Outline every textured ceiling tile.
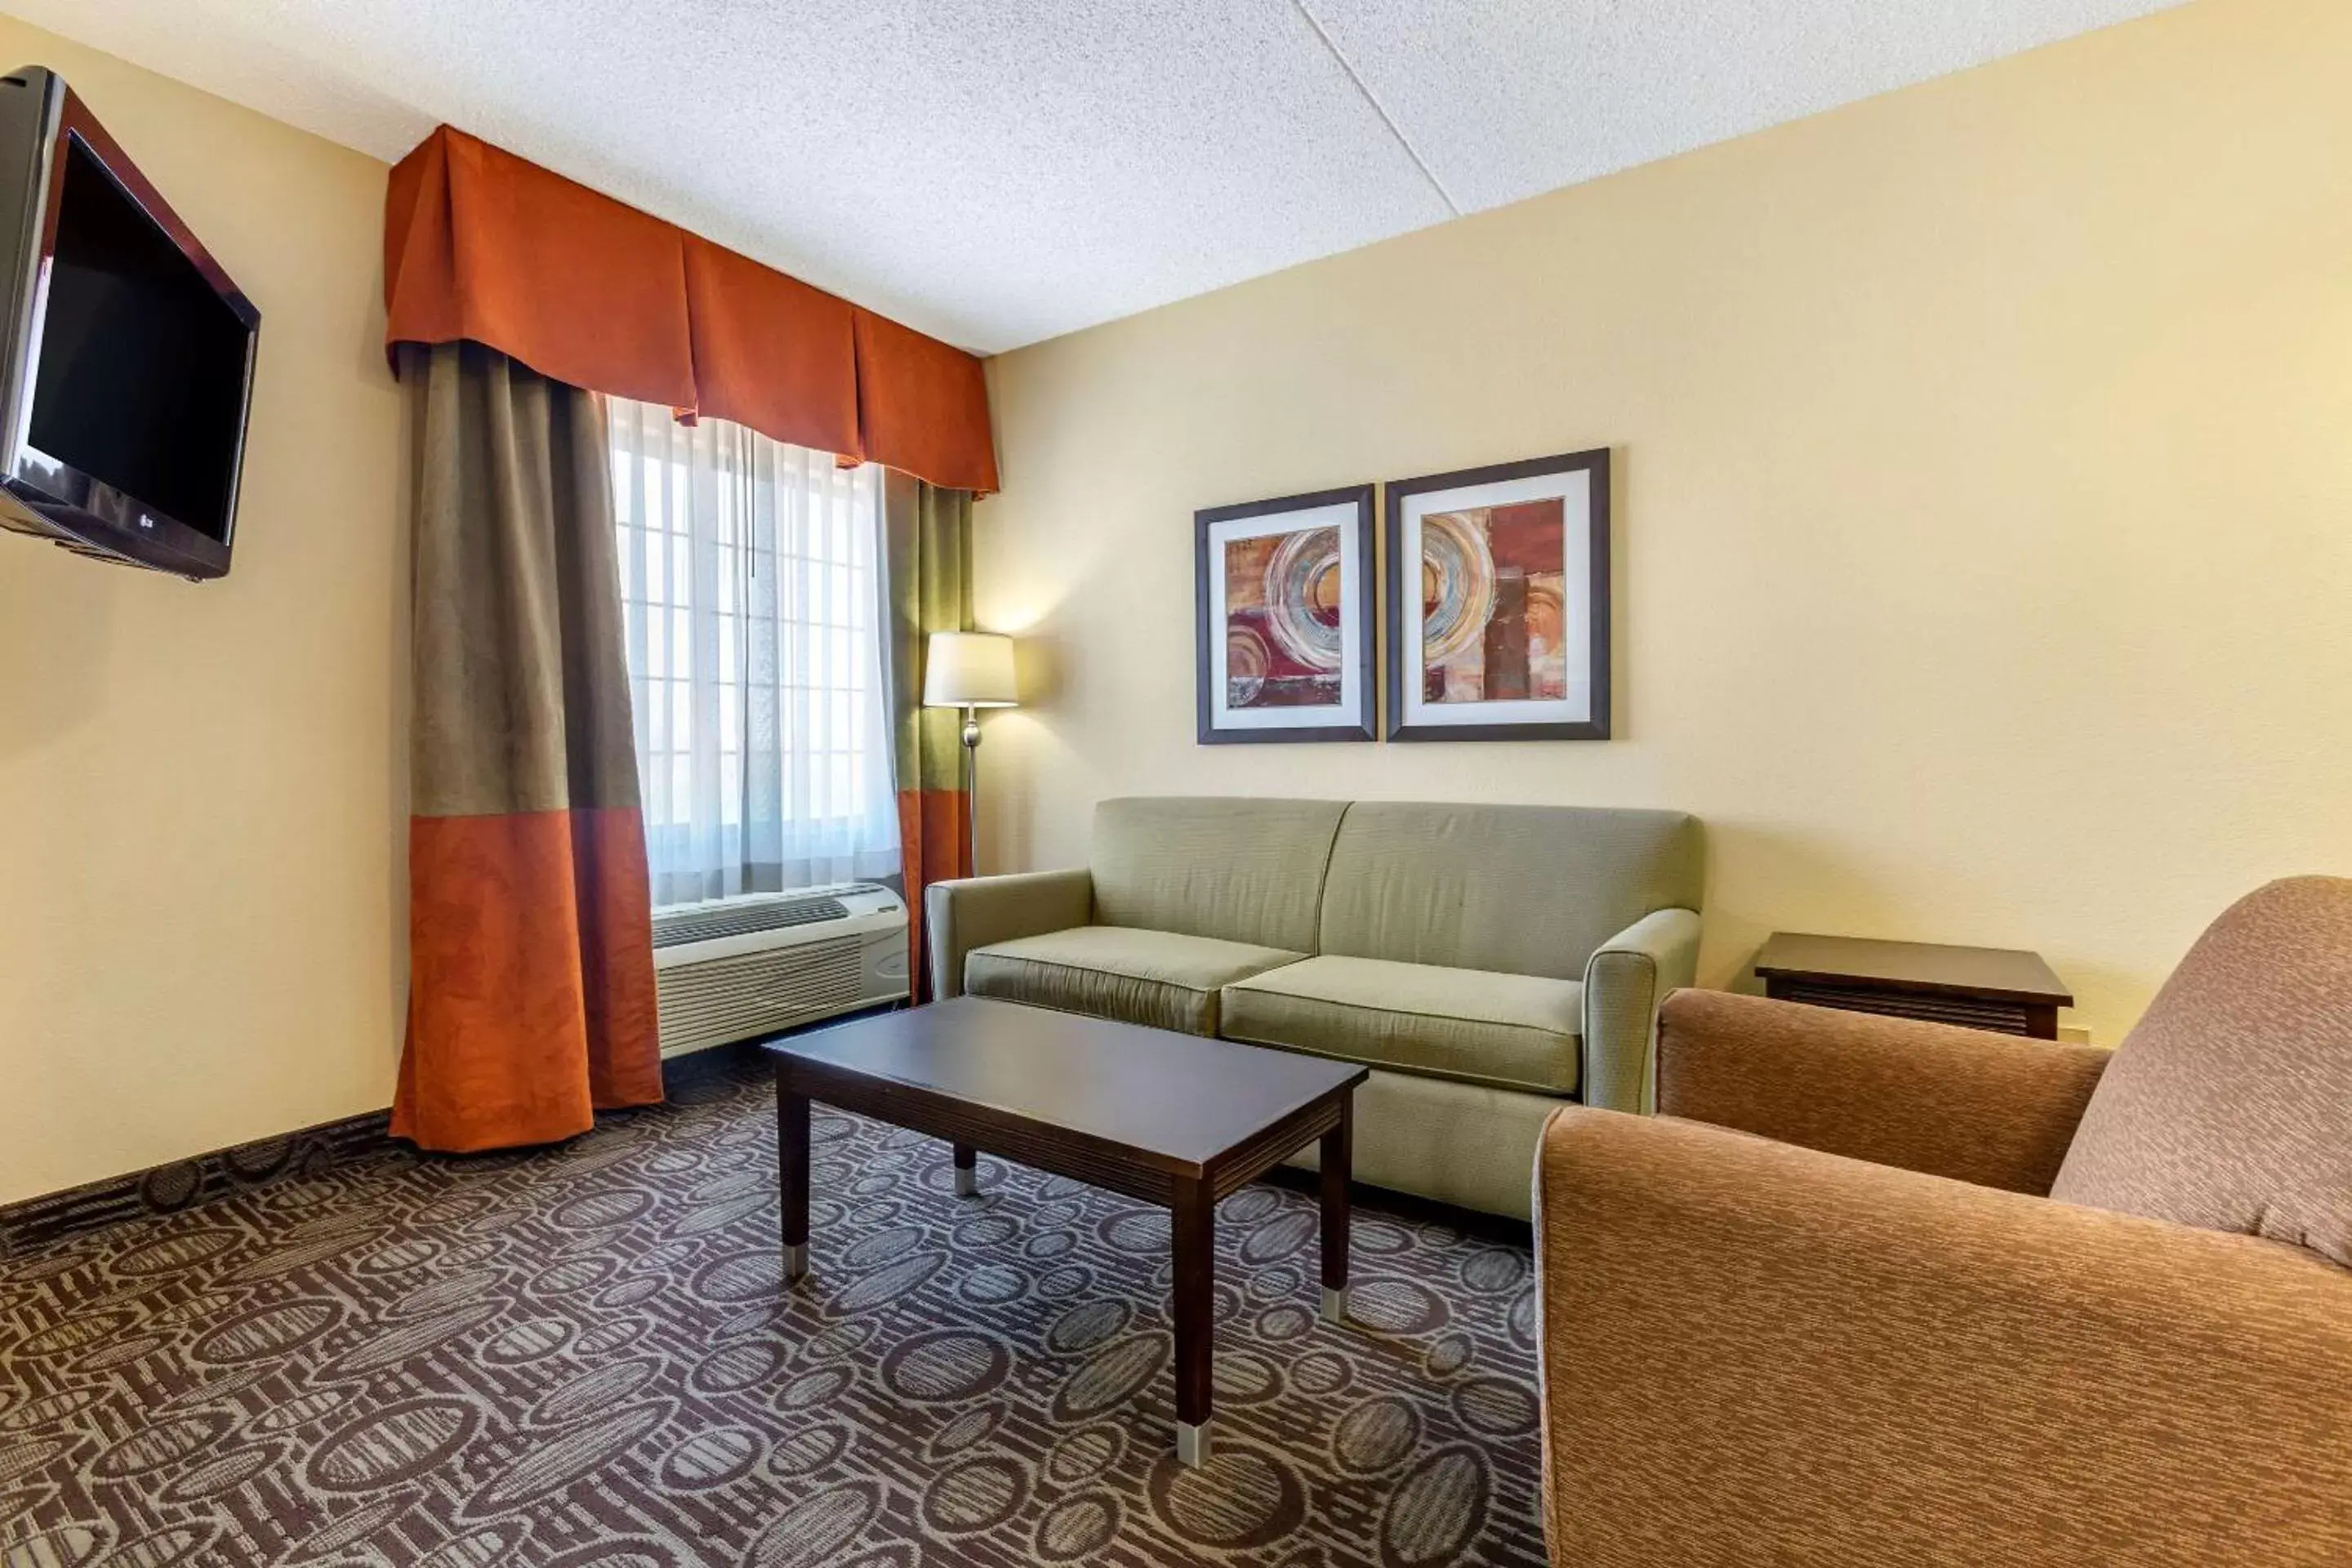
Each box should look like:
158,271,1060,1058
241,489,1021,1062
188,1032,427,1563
8,0,1448,350
4,0,2186,350
1300,0,2191,213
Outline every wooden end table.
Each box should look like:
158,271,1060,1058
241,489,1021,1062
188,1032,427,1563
767,996,1366,1468
1753,931,2074,1038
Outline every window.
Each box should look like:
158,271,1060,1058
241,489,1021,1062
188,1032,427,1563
608,399,899,906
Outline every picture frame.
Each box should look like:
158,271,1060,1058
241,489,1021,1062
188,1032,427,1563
1196,484,1377,744
1384,448,1610,742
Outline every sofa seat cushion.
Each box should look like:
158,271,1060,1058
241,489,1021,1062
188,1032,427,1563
1221,956,1583,1096
964,924,1303,1036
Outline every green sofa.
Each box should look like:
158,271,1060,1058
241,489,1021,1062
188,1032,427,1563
924,796,1704,1219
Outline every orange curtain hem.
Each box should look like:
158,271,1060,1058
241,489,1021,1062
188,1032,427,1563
394,806,663,1153
898,786,973,1002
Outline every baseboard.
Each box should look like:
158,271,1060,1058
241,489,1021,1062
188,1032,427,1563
0,1107,395,1259
0,1042,767,1259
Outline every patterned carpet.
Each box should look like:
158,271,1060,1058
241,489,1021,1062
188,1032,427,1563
0,1054,1550,1567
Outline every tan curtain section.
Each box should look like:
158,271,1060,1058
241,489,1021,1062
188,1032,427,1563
394,341,663,1152
884,472,975,998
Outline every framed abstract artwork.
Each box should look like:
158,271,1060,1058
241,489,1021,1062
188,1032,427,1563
1195,484,1376,743
1384,448,1610,742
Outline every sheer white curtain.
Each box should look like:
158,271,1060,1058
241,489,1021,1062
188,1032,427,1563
608,399,900,906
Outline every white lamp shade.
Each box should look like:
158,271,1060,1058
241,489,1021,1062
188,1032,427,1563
923,631,1018,708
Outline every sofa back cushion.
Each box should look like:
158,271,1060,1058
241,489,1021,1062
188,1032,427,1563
1089,796,1347,952
2050,876,2352,1267
1317,802,1702,980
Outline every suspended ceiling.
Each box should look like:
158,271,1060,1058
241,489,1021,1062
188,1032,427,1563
7,0,2186,352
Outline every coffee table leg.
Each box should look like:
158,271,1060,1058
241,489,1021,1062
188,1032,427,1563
952,1143,978,1198
1320,1096,1352,1325
1171,1174,1214,1467
777,1086,810,1283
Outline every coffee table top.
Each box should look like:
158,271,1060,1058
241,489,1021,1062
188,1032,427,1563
767,996,1365,1178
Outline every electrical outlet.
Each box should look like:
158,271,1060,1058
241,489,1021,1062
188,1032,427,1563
2056,1023,2094,1046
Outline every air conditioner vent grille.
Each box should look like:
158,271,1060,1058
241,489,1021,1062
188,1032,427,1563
655,933,868,1055
653,894,850,949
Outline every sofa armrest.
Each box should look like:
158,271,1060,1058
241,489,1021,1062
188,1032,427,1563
923,868,1093,999
1579,907,1701,1113
1656,989,2108,1194
1535,1107,2352,1567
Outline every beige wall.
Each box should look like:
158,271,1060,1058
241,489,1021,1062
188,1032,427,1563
0,22,403,1204
976,0,2352,1048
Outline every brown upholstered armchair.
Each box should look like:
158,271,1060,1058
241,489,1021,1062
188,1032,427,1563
1535,879,2352,1566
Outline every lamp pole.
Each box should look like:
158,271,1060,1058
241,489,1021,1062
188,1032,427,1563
961,702,982,875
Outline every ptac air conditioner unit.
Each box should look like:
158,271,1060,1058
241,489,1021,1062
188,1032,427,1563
650,884,909,1058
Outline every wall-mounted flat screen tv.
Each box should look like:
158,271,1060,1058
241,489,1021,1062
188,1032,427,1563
0,66,259,580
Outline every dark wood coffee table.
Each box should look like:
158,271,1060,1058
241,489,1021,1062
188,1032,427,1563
767,996,1366,1468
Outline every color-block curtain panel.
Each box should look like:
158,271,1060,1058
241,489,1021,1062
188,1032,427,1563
884,471,974,999
394,341,664,1152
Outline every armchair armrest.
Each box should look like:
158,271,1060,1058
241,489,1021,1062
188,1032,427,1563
1580,907,1701,1113
1657,989,2108,1194
1535,1107,2352,1566
923,868,1092,1000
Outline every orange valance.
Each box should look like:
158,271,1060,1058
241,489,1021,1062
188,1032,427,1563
384,126,998,493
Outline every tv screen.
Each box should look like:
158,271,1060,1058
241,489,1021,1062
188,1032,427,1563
0,66,258,579
29,136,251,546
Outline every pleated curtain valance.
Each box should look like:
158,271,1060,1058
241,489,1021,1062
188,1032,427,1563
383,126,999,494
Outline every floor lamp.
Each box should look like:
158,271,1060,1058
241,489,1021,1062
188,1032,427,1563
921,631,1018,875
